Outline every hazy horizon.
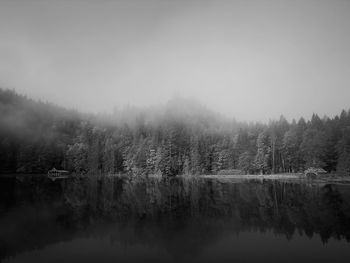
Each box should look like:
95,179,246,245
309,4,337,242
1,0,350,122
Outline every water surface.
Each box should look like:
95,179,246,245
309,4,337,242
1,175,350,263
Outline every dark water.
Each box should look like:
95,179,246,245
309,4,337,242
1,175,350,263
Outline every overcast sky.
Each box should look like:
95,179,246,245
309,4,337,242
0,0,350,122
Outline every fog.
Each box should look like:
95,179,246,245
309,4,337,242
1,0,350,122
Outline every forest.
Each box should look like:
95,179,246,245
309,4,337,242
0,88,350,176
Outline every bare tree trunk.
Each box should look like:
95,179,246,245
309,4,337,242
271,136,276,174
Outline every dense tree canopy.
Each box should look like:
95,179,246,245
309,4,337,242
1,88,350,176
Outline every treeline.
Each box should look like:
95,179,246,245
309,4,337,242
0,88,350,176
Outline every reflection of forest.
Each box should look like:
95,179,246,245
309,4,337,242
1,176,350,261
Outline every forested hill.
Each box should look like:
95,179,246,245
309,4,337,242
0,89,84,173
1,88,350,176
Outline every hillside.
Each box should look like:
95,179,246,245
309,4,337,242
1,88,350,176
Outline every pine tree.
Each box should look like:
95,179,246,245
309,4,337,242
102,136,116,174
146,148,157,175
254,131,271,174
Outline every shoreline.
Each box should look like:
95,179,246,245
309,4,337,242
2,173,350,184
199,173,350,184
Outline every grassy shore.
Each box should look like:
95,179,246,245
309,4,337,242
199,173,350,184
200,173,301,179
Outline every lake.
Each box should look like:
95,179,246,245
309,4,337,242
1,175,350,263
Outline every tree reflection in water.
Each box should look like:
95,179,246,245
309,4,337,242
1,176,350,262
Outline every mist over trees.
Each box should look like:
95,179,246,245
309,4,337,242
1,88,350,176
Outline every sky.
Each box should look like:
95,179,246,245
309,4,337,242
0,0,350,122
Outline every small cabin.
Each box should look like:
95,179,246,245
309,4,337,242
304,167,327,177
48,168,70,180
